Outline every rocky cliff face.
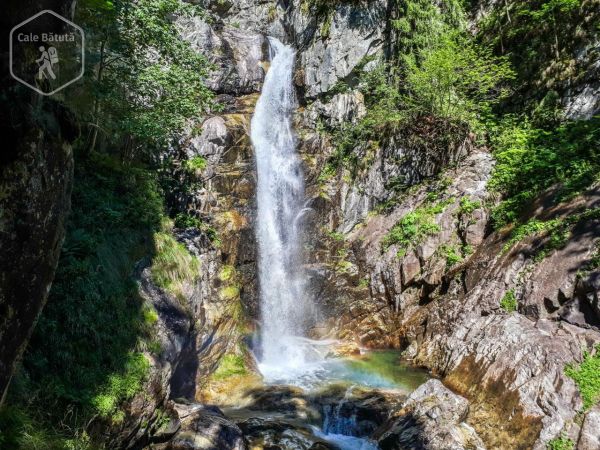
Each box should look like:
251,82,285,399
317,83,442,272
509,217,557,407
0,0,77,406
171,1,600,449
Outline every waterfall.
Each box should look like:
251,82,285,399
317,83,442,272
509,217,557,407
251,37,316,381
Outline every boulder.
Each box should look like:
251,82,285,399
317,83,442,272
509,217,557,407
162,404,246,450
376,380,486,450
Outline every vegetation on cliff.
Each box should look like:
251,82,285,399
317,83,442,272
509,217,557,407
0,0,214,448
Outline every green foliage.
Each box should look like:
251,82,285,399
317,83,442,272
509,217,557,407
478,0,594,107
211,354,247,380
184,156,208,174
500,289,518,312
358,277,370,288
489,116,600,228
142,305,159,326
565,345,600,410
547,434,574,450
333,247,355,274
392,0,465,69
383,201,450,255
442,245,463,268
91,353,150,421
9,153,164,446
458,197,481,216
502,208,600,259
174,212,203,229
0,404,95,450
403,32,514,130
75,0,214,153
325,0,513,178
151,229,200,301
326,230,346,242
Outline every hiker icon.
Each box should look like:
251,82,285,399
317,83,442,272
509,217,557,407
36,46,58,80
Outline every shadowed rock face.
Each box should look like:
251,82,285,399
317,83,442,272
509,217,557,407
0,0,77,406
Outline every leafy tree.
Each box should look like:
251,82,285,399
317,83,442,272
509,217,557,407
403,32,514,129
75,0,214,157
391,0,464,69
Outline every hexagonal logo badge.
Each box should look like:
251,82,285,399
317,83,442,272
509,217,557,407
10,10,85,96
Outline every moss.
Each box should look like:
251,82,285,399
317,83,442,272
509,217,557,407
565,345,600,410
211,354,247,380
219,265,235,282
219,285,240,301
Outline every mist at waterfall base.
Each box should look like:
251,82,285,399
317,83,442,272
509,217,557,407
251,37,323,384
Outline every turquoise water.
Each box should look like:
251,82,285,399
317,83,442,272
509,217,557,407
260,349,429,393
327,350,430,391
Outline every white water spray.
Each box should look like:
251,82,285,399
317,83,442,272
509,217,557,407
251,38,317,381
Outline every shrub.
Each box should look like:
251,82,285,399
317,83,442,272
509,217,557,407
443,245,463,268
91,353,150,421
382,201,450,255
547,434,574,450
500,289,518,312
403,32,514,131
458,197,481,216
219,285,240,301
565,345,600,410
489,116,600,228
18,153,163,442
184,156,207,174
174,213,203,229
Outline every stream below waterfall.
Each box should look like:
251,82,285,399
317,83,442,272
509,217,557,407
222,349,430,450
221,350,430,450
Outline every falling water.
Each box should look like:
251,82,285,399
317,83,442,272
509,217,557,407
251,37,317,381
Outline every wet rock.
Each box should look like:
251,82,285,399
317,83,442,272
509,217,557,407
313,386,405,438
244,386,310,415
238,417,336,450
376,380,485,450
163,404,246,450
